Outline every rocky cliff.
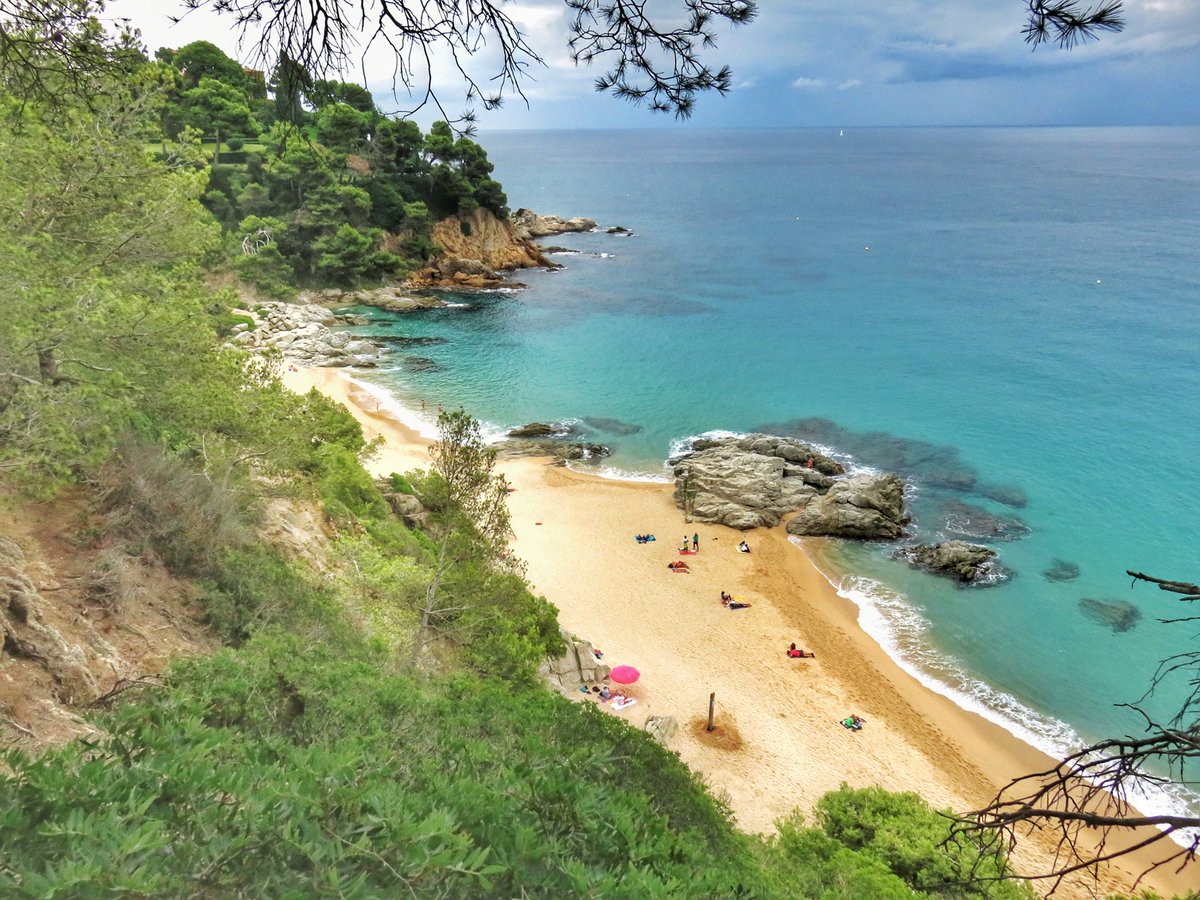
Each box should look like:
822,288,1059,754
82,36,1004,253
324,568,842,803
408,207,559,289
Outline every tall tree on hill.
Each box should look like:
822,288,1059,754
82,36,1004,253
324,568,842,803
182,75,257,163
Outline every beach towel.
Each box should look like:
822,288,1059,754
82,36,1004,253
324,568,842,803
679,549,697,555
612,697,638,711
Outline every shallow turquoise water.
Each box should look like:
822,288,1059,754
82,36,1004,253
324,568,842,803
342,127,1200,812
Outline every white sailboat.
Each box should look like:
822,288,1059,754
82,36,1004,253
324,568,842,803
839,129,845,137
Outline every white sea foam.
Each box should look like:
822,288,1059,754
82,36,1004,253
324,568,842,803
575,463,672,484
666,429,745,461
335,371,441,440
793,537,1200,844
443,302,472,308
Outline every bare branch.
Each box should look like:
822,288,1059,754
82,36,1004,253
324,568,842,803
1024,1,1125,50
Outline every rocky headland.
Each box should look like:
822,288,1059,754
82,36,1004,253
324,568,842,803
407,207,561,289
670,434,909,538
510,209,598,239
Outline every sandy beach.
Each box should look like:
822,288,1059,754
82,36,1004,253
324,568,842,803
284,365,1194,897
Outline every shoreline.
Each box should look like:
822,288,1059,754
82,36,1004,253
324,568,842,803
282,365,1193,896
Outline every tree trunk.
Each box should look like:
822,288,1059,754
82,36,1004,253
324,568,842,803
37,349,61,385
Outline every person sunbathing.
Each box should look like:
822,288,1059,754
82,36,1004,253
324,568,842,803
667,561,691,572
787,642,815,659
737,540,751,553
724,597,751,609
841,714,865,730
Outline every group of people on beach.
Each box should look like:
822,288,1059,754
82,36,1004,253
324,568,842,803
720,591,751,610
680,533,700,553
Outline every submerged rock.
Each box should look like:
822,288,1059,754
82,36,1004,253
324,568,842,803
893,541,1000,583
583,416,643,436
937,498,1030,542
976,482,1028,509
402,356,440,373
1042,559,1081,583
1079,597,1141,633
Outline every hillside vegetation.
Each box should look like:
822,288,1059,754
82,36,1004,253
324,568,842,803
0,20,1048,899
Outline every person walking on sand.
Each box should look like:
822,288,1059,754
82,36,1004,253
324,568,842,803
692,532,699,552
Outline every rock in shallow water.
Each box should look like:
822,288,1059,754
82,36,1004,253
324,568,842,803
892,540,1001,583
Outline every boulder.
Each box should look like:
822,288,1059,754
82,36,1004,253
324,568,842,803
671,433,860,531
507,422,561,438
786,473,908,540
892,540,999,583
384,492,431,530
539,629,610,693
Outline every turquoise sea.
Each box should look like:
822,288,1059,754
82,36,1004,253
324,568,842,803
341,127,1200,818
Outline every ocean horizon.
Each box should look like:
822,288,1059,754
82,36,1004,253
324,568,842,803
336,125,1200,822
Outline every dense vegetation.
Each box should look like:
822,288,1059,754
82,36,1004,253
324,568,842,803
149,40,509,294
0,16,1053,899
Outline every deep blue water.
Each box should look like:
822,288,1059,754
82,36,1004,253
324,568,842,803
343,127,1200,813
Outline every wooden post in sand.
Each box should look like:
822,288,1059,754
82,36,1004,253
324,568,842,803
707,692,716,732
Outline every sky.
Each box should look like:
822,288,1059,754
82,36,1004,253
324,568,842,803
104,0,1200,129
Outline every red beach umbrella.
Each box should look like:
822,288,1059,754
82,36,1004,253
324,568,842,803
609,665,640,685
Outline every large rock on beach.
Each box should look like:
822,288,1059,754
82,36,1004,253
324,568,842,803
785,473,908,540
671,433,906,537
892,541,999,583
539,629,610,693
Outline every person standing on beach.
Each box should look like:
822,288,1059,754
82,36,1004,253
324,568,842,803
681,535,689,552
692,532,699,552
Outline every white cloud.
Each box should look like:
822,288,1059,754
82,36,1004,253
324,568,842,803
837,78,862,90
790,76,827,90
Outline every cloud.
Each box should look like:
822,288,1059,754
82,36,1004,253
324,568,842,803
790,77,827,91
836,79,862,90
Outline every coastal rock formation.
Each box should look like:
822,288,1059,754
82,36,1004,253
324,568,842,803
232,301,383,367
539,629,610,693
671,434,906,537
507,422,582,438
510,209,598,239
496,439,611,463
1079,597,1141,632
408,207,559,289
305,286,446,313
892,541,999,583
785,473,908,540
